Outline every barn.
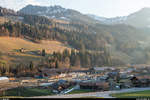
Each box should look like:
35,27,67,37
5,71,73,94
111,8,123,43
0,77,9,83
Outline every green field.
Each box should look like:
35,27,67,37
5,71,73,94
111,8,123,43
68,89,97,94
80,96,103,98
0,87,54,97
111,90,150,98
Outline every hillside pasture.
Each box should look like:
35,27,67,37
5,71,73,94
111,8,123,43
0,37,71,65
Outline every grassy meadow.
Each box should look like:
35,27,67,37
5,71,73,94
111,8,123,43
111,90,150,98
0,37,71,65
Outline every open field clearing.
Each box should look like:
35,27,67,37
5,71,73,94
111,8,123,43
0,37,71,64
0,37,71,53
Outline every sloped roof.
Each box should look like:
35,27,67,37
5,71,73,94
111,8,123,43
0,77,9,80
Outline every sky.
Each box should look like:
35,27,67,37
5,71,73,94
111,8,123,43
1,0,150,18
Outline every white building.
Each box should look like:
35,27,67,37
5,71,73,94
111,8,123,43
0,77,9,83
59,74,67,78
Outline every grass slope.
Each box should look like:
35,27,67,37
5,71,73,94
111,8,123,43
0,37,71,65
0,37,71,53
111,90,150,98
68,89,97,94
1,87,54,97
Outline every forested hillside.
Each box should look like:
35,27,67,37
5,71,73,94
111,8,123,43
0,5,150,77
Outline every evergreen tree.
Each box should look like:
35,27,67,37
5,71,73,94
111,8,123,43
74,55,81,67
42,49,46,56
70,49,76,66
62,49,70,58
29,61,34,70
55,61,59,69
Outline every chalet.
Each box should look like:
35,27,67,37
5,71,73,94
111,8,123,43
21,79,38,84
40,82,53,87
19,48,27,53
126,67,135,73
129,75,150,88
96,75,109,82
59,73,67,78
37,68,59,78
9,77,16,82
72,70,90,74
137,75,150,87
107,71,120,82
51,80,72,93
139,79,150,87
119,72,129,79
130,76,141,87
80,82,98,90
108,78,121,90
17,77,32,81
119,79,132,89
94,67,107,71
79,81,109,91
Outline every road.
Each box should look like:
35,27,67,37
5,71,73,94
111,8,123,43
29,87,150,98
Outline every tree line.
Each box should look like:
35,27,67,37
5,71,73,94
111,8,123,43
42,48,112,69
0,47,112,77
0,61,38,77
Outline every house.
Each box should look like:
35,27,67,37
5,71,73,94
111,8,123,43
40,82,53,87
137,75,150,87
51,80,72,93
57,80,67,85
59,74,67,78
35,73,48,79
108,78,121,90
139,79,150,87
9,77,16,82
130,75,150,87
119,79,132,88
130,76,141,87
107,71,120,82
126,67,135,73
19,48,27,53
96,75,109,82
79,81,109,91
96,82,109,91
36,68,59,78
79,82,98,90
69,72,86,78
119,72,129,79
90,67,112,74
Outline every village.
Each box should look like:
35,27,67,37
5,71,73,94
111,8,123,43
0,65,150,97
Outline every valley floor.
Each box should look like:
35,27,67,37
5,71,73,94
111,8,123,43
29,87,150,98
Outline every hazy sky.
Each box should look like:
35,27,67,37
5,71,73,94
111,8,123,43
1,0,150,18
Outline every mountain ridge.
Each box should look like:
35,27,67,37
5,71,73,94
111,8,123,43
19,4,99,24
87,7,150,28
